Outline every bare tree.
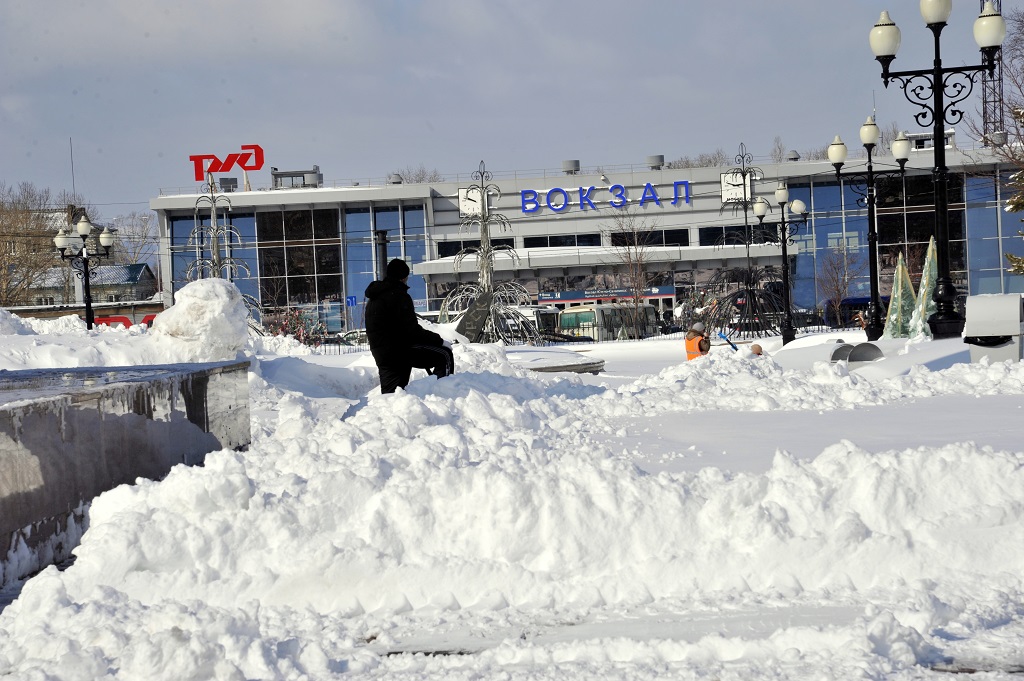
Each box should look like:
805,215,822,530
770,136,786,164
392,164,445,183
801,144,831,161
817,247,867,327
665,149,728,169
603,207,660,338
0,184,92,306
878,120,903,151
110,211,158,265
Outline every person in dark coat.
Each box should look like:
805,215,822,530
364,258,455,394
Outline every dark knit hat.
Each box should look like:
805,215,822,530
386,258,410,279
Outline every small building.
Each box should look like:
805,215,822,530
27,263,158,306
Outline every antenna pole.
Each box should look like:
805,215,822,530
69,137,76,197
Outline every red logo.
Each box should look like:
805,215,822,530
189,144,264,181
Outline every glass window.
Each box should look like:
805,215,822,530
284,210,313,240
877,213,904,245
969,269,1002,294
845,216,868,247
815,216,846,250
968,238,1000,270
257,211,283,241
345,241,375,296
550,234,576,247
344,207,372,237
286,245,315,276
875,175,904,208
403,205,425,237
966,206,999,239
948,172,965,204
904,174,934,207
312,209,339,240
287,276,315,305
811,181,842,214
966,173,998,204
316,245,341,274
949,211,965,241
906,212,933,243
258,246,285,278
228,213,256,242
374,206,400,234
493,238,514,248
950,241,966,271
524,236,547,249
260,276,287,307
226,246,258,279
1006,272,1024,294
663,229,689,246
698,227,724,246
437,241,461,258
577,233,601,246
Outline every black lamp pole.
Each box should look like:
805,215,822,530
54,215,115,330
869,3,1006,338
828,120,910,341
753,184,808,345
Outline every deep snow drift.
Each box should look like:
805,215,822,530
1,280,1024,680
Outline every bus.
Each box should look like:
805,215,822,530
558,303,660,342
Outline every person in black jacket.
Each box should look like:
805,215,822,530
364,258,455,394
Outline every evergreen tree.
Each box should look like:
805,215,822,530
908,237,937,338
882,252,917,339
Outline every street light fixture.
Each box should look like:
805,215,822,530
870,1,1006,338
752,183,809,345
827,116,911,341
54,214,116,330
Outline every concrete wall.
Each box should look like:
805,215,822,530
0,360,250,585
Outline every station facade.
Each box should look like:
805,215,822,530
151,140,1021,333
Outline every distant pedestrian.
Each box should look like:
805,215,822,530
685,321,710,361
364,258,455,394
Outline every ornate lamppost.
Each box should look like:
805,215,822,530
53,215,116,330
869,1,1006,338
827,117,911,341
751,184,808,345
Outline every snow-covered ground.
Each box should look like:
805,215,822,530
2,280,1024,680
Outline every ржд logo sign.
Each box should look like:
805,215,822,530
188,144,264,181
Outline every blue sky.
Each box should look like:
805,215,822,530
0,1,995,221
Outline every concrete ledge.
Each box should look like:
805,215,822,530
0,360,250,585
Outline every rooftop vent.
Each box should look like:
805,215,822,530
388,174,404,184
786,150,801,162
646,155,665,170
562,160,581,175
219,177,238,193
272,164,322,189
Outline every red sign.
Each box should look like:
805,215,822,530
189,144,264,182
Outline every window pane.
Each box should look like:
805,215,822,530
437,241,461,258
345,207,371,237
374,206,400,232
966,173,998,204
967,206,998,239
663,229,689,246
550,234,576,247
284,210,313,240
286,245,315,275
287,276,315,305
312,209,339,240
906,212,933,243
260,276,287,307
577,233,601,246
904,174,934,207
258,247,285,278
698,227,724,246
969,269,1002,294
316,245,341,274
968,238,1001,269
524,236,547,248
257,211,283,241
812,181,842,213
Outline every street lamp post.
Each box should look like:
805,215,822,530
53,215,116,330
752,183,808,345
869,1,1006,338
827,117,911,341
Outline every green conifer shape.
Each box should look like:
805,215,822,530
882,251,917,339
908,236,937,338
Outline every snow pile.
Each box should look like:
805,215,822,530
1,326,1024,679
150,279,249,362
0,308,35,336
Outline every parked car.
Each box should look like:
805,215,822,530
340,328,368,345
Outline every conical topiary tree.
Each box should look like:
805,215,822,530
908,236,937,338
882,251,917,339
